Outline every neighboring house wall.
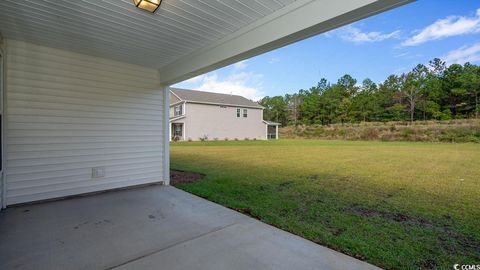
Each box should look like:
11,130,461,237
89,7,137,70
170,102,185,118
4,40,165,205
170,92,181,104
179,103,265,140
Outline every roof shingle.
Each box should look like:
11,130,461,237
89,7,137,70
170,88,263,109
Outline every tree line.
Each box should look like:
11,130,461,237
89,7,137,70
259,59,480,126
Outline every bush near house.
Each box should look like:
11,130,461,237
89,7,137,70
171,140,480,270
280,119,480,143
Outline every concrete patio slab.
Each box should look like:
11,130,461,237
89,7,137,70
0,185,381,270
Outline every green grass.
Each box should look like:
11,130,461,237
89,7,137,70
170,140,480,270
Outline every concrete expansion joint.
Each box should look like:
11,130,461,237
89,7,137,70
107,222,240,269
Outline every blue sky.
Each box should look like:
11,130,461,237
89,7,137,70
174,0,480,100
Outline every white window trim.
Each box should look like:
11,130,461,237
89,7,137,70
174,104,183,116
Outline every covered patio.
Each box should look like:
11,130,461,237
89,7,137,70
0,185,380,270
0,0,412,269
264,120,281,139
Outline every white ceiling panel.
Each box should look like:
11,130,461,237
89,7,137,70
0,0,295,68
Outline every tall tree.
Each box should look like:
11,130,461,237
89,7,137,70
259,96,289,126
460,63,480,118
257,58,479,125
443,64,467,117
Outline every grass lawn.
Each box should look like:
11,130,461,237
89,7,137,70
170,140,480,270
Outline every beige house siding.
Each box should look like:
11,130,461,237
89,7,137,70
176,103,265,141
5,40,165,205
169,102,185,118
170,92,181,104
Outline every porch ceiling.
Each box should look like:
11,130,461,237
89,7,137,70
0,0,413,85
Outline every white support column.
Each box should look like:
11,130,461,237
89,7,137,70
183,123,186,141
276,125,279,140
183,102,187,141
162,85,170,185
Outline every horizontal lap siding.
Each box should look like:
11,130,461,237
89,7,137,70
5,40,163,205
1,42,4,208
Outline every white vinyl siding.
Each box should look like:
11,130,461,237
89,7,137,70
5,40,164,205
0,45,4,208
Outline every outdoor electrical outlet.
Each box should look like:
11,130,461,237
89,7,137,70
92,167,106,178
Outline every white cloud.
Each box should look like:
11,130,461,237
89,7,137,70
268,57,280,64
232,60,248,70
182,74,205,84
443,42,480,65
333,25,400,43
402,8,480,46
394,52,409,58
195,72,264,101
174,59,264,100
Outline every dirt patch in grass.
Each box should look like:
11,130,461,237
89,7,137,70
345,205,480,253
170,170,205,185
344,205,428,224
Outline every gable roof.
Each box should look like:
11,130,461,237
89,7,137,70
170,88,263,109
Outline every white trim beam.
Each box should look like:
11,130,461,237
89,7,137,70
158,0,413,85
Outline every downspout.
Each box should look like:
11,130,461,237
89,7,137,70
163,85,170,185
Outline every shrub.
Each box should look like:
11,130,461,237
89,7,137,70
278,119,480,143
360,128,380,140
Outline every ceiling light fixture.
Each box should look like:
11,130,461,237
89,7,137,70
133,0,162,13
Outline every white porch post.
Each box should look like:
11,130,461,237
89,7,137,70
163,86,170,185
183,123,186,141
183,102,187,141
276,125,279,140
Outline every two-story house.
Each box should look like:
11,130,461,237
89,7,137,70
169,88,279,141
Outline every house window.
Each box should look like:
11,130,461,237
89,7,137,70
236,108,241,118
243,108,248,118
174,104,183,116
